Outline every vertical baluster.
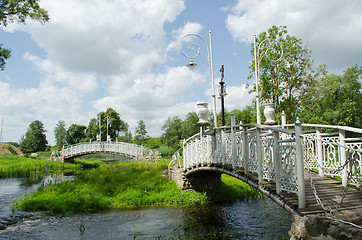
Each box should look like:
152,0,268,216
242,125,249,175
273,130,281,194
339,130,347,187
295,118,306,209
231,113,236,169
183,139,187,170
257,127,263,183
221,129,226,166
316,127,324,177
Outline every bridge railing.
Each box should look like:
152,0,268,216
180,114,362,209
60,141,145,160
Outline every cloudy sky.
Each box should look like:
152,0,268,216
0,0,361,144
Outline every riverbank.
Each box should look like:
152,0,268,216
12,158,261,214
0,155,82,178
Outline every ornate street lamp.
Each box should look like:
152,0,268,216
180,30,217,128
253,34,284,124
219,65,227,126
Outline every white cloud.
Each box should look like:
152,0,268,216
92,66,207,137
225,0,362,73
18,0,186,75
167,21,204,52
224,85,255,111
24,53,98,93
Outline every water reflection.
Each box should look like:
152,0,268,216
0,174,292,239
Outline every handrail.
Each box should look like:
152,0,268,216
173,120,362,212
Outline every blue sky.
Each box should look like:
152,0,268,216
0,0,361,145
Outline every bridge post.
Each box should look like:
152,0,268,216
242,126,249,174
257,127,263,183
339,130,348,187
316,127,324,177
273,130,281,194
295,118,306,209
221,130,226,165
231,113,236,169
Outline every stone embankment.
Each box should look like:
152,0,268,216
289,214,362,239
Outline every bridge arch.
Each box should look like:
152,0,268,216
51,142,146,163
170,115,362,217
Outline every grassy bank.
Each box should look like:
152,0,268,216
13,158,262,215
0,155,82,178
13,159,208,214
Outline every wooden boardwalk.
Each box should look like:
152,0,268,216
253,170,362,226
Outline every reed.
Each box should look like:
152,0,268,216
0,155,81,178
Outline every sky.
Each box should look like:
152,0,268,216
0,0,361,145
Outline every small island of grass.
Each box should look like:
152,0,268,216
10,157,261,215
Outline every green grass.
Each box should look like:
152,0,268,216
12,158,262,215
0,155,82,178
207,174,263,202
13,159,209,214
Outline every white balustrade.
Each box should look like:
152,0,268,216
180,119,362,209
59,142,145,160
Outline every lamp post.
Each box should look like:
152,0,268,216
180,30,217,128
219,65,227,126
253,34,284,124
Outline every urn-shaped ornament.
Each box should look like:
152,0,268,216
264,103,276,125
196,102,210,126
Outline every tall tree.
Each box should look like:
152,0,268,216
161,116,183,148
134,120,149,144
181,112,199,139
54,120,66,149
86,108,128,141
19,120,47,153
249,25,326,123
0,0,49,70
301,65,362,128
66,124,87,145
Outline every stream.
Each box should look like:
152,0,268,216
0,157,293,239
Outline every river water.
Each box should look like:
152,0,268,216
0,168,293,239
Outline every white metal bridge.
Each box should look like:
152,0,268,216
171,114,362,218
51,141,146,162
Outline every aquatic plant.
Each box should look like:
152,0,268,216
0,155,81,178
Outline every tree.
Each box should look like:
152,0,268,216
86,108,128,141
19,120,47,153
86,118,99,141
301,65,362,128
249,25,326,123
161,116,183,148
66,124,87,145
0,0,49,70
181,112,199,139
54,120,66,149
134,120,149,144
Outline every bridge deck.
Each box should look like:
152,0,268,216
251,170,362,225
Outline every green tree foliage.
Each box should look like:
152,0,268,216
134,120,149,144
301,65,362,128
0,45,11,71
0,0,49,70
216,106,257,127
249,25,326,123
181,112,199,139
161,116,183,148
66,124,87,145
86,118,99,142
86,108,129,142
54,120,66,149
19,120,48,153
